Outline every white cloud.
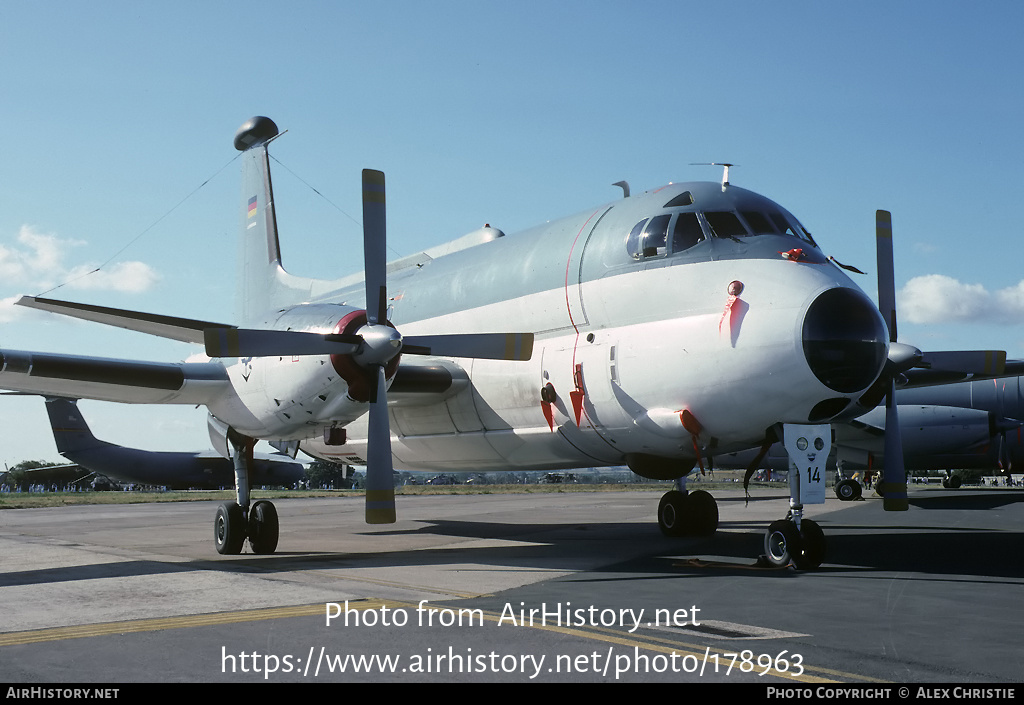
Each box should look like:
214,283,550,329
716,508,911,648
66,261,160,292
0,225,159,295
0,295,23,323
899,274,1024,324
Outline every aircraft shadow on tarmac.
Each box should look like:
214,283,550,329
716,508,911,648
907,489,1024,511
4,504,1023,591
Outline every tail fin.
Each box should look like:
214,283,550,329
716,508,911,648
235,117,320,324
44,398,110,454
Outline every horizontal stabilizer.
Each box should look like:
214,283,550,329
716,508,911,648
17,296,234,345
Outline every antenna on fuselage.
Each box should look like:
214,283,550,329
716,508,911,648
690,163,736,191
612,180,630,198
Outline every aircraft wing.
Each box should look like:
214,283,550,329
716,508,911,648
899,357,1024,388
0,349,230,404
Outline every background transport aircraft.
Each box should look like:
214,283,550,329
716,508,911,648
0,117,1013,567
832,377,1024,496
43,397,305,490
717,397,1023,499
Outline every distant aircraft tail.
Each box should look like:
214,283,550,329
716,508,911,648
235,116,326,325
44,397,111,454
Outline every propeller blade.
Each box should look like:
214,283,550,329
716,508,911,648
362,169,388,326
365,365,396,524
204,328,362,358
876,210,897,343
876,209,907,510
403,332,534,361
881,379,909,511
919,350,1006,375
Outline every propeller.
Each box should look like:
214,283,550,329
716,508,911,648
875,210,909,511
871,211,1007,509
360,169,397,523
205,326,532,362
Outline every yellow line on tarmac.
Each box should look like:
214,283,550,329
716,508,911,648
0,599,395,647
0,598,883,684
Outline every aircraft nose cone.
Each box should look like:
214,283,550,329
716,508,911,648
802,287,887,393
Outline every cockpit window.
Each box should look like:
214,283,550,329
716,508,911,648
703,211,748,238
625,219,648,259
641,214,671,256
770,212,816,245
769,212,799,237
741,211,778,235
672,212,704,252
627,212,707,260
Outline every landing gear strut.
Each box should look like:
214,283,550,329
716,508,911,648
214,435,279,555
657,477,718,537
762,424,830,570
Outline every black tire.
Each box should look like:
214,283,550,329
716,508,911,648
794,518,826,570
248,500,279,554
215,502,245,555
658,491,688,537
835,479,861,501
686,489,718,536
764,519,801,568
947,475,962,489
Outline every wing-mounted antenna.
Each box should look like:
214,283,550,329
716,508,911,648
691,163,736,191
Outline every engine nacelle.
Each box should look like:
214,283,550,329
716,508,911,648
211,303,398,441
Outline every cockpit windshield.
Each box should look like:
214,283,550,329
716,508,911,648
623,185,818,261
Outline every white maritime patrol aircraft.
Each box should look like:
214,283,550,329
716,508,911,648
1,117,1012,568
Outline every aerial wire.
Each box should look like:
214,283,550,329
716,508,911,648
35,152,244,297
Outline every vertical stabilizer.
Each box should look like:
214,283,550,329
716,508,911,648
44,398,111,454
235,117,317,324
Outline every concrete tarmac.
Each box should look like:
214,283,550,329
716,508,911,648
1,485,1022,683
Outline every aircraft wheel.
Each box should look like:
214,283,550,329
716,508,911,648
248,500,279,554
658,491,688,537
764,519,801,568
215,502,245,555
835,479,861,501
686,490,718,535
794,518,826,570
947,475,962,489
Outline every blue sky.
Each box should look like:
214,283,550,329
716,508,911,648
2,1,1023,467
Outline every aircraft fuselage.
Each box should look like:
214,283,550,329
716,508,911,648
208,180,888,478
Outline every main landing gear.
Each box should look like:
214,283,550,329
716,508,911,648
657,478,719,537
834,478,863,501
214,436,280,555
833,460,864,501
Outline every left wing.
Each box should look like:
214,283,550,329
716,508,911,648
0,349,229,404
5,296,234,403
